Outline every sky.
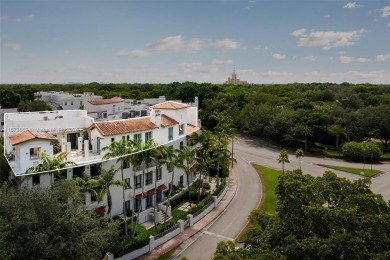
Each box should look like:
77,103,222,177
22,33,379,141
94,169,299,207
0,0,389,84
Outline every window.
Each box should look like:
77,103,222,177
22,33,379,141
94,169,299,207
145,131,152,142
91,192,97,203
146,171,153,185
80,101,83,105
134,198,141,212
124,200,131,211
179,175,184,186
71,101,73,106
124,178,130,189
156,190,162,202
64,101,67,106
134,133,142,142
111,137,115,143
30,147,41,160
122,136,125,140
32,174,40,185
134,175,141,189
127,135,130,141
180,141,184,150
123,160,130,169
179,124,184,135
168,127,173,141
156,168,162,180
146,195,152,208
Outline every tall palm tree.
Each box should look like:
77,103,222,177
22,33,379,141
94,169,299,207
328,124,347,149
91,165,129,216
278,149,290,174
177,146,196,208
73,172,98,211
293,124,313,153
295,148,304,171
26,151,77,186
165,147,181,214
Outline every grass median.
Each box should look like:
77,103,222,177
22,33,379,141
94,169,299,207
317,164,381,177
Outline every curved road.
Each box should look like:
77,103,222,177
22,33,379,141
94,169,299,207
172,134,390,259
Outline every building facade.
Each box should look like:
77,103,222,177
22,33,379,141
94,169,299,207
224,69,248,85
3,100,200,223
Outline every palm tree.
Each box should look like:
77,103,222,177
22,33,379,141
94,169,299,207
328,124,347,149
92,165,129,216
73,172,98,211
295,148,304,171
165,147,181,217
293,124,313,153
26,151,77,186
177,146,196,208
278,149,290,174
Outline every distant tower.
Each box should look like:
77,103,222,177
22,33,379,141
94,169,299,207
224,69,248,85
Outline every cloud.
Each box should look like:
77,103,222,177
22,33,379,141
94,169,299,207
113,49,151,57
3,43,22,50
302,56,317,62
177,62,205,72
292,28,366,50
209,59,233,66
291,28,306,37
381,6,390,18
148,35,202,52
213,38,240,49
387,22,390,27
344,2,360,9
376,54,390,61
0,16,8,22
27,14,34,21
339,55,369,63
272,53,286,60
255,45,269,50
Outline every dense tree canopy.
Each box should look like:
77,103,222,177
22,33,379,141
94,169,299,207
214,170,390,259
0,181,119,259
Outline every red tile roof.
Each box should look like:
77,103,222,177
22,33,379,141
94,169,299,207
88,97,124,105
9,131,57,145
161,114,178,127
151,101,190,110
89,117,159,136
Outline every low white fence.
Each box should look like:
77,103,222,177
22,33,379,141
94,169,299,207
113,179,229,260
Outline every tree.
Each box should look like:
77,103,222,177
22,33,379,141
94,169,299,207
328,124,347,149
292,124,313,152
214,170,390,259
73,172,98,211
277,149,290,173
0,139,11,184
102,138,134,238
295,148,304,171
26,151,77,186
177,146,196,208
91,165,129,216
0,180,119,259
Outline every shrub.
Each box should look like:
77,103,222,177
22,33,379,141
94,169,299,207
212,179,227,197
342,141,382,160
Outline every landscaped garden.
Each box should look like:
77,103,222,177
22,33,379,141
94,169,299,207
317,164,381,177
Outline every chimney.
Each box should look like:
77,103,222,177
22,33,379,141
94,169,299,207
151,109,161,127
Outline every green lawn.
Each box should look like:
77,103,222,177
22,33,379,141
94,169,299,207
171,202,188,221
318,164,381,177
254,165,281,215
238,165,281,243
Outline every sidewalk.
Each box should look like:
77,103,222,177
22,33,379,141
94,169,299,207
139,168,238,259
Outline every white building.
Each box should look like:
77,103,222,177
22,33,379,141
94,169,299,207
35,91,102,110
85,97,126,120
224,69,248,85
3,100,200,223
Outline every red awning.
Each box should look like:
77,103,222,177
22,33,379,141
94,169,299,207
95,206,105,215
135,193,147,200
158,184,167,191
147,189,156,196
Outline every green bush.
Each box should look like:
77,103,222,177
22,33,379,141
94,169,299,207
188,194,214,214
110,224,150,257
212,179,227,197
322,150,345,159
342,141,382,160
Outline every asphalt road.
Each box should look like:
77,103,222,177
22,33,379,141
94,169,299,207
171,134,390,259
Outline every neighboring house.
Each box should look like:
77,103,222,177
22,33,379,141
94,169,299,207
35,91,102,110
85,97,125,119
0,107,18,134
3,100,200,222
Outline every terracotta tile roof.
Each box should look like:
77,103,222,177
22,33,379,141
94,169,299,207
88,97,124,105
187,124,201,135
161,114,178,127
9,131,57,145
89,117,159,136
150,101,190,110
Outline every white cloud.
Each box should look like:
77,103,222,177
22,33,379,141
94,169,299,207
148,35,202,52
213,38,240,49
331,70,390,81
376,54,390,61
302,56,317,62
113,49,151,57
27,14,34,21
209,59,233,66
0,16,8,21
255,45,269,50
292,28,366,50
344,2,360,9
178,62,205,72
272,53,286,60
239,69,293,78
339,55,369,63
337,51,346,55
381,6,390,18
291,28,306,37
3,43,22,50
